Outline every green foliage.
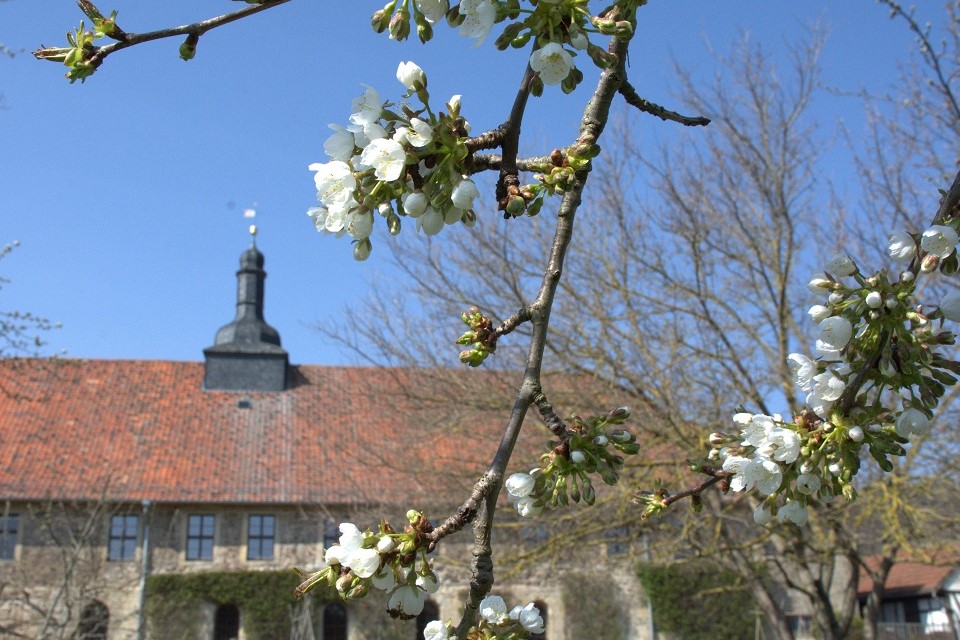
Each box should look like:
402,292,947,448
562,573,628,640
145,570,326,640
636,562,753,640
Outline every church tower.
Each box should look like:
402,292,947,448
203,227,289,391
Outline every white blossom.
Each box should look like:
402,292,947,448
808,272,833,294
808,305,832,323
402,191,428,217
405,118,434,148
371,568,396,591
349,85,383,126
515,495,543,518
416,0,447,24
814,339,844,363
722,455,756,492
819,316,853,350
458,0,496,45
752,458,784,495
740,414,775,448
811,370,846,402
530,42,574,85
889,230,916,262
788,353,818,391
796,473,821,495
777,500,808,526
451,178,480,210
310,160,358,213
336,523,381,578
940,290,960,322
510,603,546,635
345,211,373,241
423,621,450,640
389,585,426,617
763,428,801,464
359,138,407,182
865,291,883,309
896,407,931,438
921,225,959,258
754,504,773,525
417,206,444,236
505,472,536,498
479,595,508,624
826,254,857,277
396,61,426,91
416,573,441,594
324,124,355,161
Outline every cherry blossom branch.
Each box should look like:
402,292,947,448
469,153,553,174
495,65,536,209
453,20,635,634
34,0,291,76
632,466,732,515
619,80,711,127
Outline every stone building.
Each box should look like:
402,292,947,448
0,237,649,640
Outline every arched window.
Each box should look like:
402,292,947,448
76,600,109,640
417,599,441,639
214,604,240,640
530,601,547,640
322,603,348,640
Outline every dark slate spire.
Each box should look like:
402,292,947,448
203,227,289,391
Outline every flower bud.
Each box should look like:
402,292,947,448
808,305,832,322
353,238,372,261
865,291,883,309
848,426,864,442
570,450,586,464
708,432,726,446
921,254,939,273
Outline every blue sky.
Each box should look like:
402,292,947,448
0,1,942,364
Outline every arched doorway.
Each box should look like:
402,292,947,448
321,602,348,640
76,600,109,640
214,604,240,640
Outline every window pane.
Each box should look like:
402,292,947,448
0,514,17,560
201,538,213,560
187,539,200,560
250,516,262,537
262,539,274,559
201,516,215,536
108,514,138,561
262,516,275,536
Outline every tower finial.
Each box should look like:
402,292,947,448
249,224,258,247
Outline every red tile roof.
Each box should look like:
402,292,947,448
858,554,958,598
0,359,504,507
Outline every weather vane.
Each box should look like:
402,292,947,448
243,204,258,245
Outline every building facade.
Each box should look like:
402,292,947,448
0,237,650,640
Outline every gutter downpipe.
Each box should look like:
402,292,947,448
137,499,152,640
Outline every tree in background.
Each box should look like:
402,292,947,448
336,10,960,640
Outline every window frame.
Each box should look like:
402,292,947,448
246,514,276,561
185,514,216,561
107,513,139,562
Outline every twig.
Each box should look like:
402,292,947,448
619,81,711,127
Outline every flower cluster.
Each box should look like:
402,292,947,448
294,511,440,619
712,218,960,526
371,1,631,93
422,595,545,640
505,407,640,518
307,62,479,260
